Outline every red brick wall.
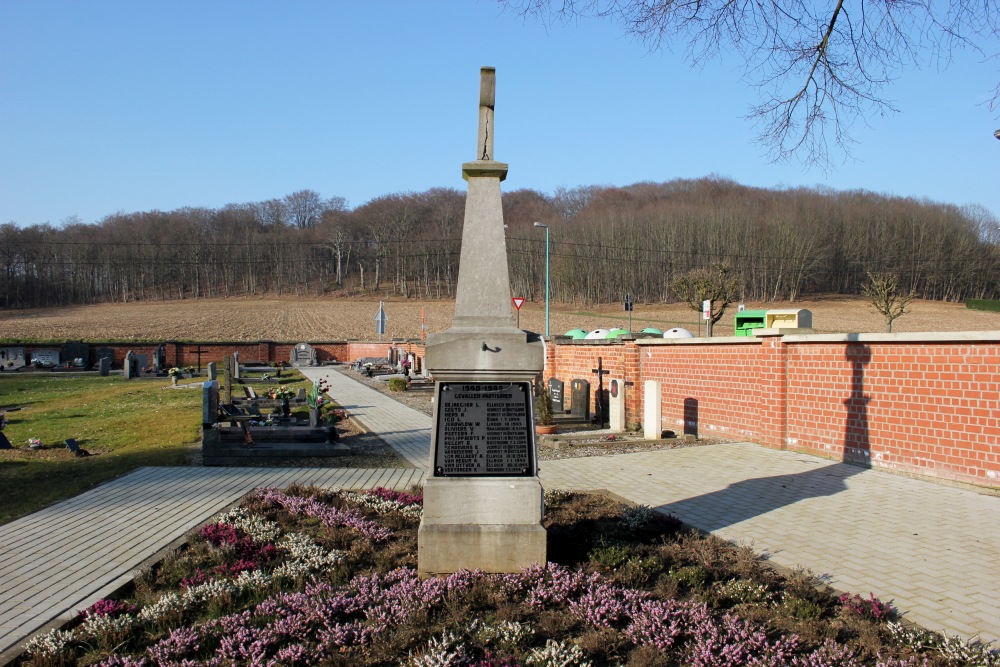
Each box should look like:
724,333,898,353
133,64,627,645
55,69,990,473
546,332,1000,489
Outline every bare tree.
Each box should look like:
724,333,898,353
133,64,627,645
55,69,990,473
671,263,740,336
862,272,914,332
504,1,1000,168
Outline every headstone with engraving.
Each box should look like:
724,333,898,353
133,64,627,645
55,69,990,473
98,357,111,376
419,68,546,576
31,349,60,368
207,361,217,381
548,378,565,414
0,347,27,370
134,353,149,373
290,343,316,367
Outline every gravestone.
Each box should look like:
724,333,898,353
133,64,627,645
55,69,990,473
1,347,27,370
232,352,241,380
548,378,565,414
419,67,546,576
202,380,220,426
643,380,662,440
290,343,316,367
207,362,217,381
570,379,590,419
135,353,149,373
0,431,11,449
608,379,626,432
60,341,89,368
31,349,60,368
98,357,111,376
124,351,136,379
96,347,115,370
154,344,167,372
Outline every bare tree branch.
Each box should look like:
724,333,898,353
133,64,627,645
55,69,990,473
502,0,1000,169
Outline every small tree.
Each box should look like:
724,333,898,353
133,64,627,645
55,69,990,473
862,272,913,333
671,264,740,337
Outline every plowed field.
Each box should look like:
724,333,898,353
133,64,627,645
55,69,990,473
1,295,997,342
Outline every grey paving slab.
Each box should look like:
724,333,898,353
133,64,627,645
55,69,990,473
299,367,431,469
540,443,1000,643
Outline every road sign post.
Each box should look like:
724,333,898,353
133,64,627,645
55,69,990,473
375,301,388,342
512,296,525,329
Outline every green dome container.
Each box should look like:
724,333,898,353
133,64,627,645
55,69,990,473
606,328,632,339
641,327,663,335
563,328,588,339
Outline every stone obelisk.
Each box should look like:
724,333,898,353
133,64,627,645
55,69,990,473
417,67,546,576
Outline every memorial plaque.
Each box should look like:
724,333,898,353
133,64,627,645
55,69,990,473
434,382,534,477
570,379,590,419
548,378,565,413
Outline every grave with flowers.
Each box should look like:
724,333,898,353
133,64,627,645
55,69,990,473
200,379,350,465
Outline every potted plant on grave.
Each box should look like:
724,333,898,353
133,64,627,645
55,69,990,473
168,367,182,386
269,385,296,417
535,385,557,435
306,379,330,427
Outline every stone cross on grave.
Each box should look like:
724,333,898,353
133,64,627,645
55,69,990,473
419,67,546,577
190,346,209,373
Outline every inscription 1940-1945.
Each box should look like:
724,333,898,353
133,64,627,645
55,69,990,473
433,382,535,477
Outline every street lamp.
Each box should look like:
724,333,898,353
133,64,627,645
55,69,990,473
533,222,550,337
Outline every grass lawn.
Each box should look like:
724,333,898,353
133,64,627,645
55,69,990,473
0,371,312,526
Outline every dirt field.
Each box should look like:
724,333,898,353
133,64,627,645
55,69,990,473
1,295,997,342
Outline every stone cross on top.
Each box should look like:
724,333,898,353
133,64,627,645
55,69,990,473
478,67,495,161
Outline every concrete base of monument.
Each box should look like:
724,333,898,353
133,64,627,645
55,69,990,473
417,477,547,576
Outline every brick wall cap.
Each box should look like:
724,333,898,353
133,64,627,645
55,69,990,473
781,331,1000,344
635,336,759,346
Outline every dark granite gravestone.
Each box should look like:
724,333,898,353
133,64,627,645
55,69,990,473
98,357,111,376
0,431,11,449
548,378,565,414
570,379,590,419
124,351,136,379
96,347,115,370
202,380,220,426
290,343,316,367
60,341,89,368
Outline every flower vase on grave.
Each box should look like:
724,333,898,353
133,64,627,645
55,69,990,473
171,376,179,386
281,398,291,418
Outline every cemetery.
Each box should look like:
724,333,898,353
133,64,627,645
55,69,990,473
2,66,999,667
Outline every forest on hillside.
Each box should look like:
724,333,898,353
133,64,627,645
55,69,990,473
2,177,998,309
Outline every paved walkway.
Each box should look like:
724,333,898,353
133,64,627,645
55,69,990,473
308,367,1000,642
2,368,998,660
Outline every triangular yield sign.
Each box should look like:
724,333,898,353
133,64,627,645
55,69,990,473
512,297,525,310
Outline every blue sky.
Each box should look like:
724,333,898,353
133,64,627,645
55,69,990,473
2,1,998,227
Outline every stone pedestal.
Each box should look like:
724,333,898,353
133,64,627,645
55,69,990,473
418,478,546,575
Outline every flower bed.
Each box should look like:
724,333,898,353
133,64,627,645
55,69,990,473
21,488,997,667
